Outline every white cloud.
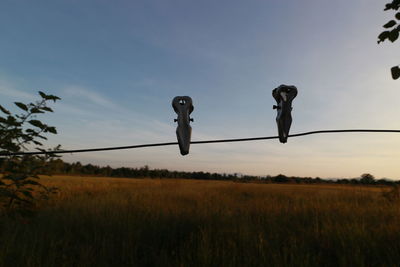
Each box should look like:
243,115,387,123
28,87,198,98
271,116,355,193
0,82,36,99
62,86,120,111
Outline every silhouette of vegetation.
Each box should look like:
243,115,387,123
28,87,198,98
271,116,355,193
360,173,375,184
37,159,399,186
378,0,400,79
0,91,60,217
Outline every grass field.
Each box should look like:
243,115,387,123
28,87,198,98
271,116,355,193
0,176,399,267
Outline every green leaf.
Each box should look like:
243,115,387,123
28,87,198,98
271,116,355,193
6,115,19,126
384,20,397,28
25,129,36,134
395,1,400,10
38,91,61,102
38,91,47,99
30,108,45,114
46,126,57,134
0,105,11,115
378,31,390,43
14,102,28,111
21,134,33,141
40,107,53,112
32,140,43,146
48,95,61,102
385,1,400,11
28,120,45,129
389,29,399,42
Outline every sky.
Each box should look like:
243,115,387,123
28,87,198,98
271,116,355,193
0,0,399,179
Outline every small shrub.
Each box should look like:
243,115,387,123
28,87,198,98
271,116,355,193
0,91,61,217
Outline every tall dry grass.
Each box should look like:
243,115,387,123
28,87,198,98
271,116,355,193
0,176,399,267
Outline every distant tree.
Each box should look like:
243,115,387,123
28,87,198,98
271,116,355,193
377,178,394,186
350,178,360,184
0,91,60,217
273,174,289,183
360,173,375,184
378,0,400,79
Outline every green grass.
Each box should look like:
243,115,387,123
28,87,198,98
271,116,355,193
1,176,399,267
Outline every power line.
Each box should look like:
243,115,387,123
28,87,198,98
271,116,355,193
1,129,400,156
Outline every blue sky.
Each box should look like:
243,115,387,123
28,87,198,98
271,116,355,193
1,0,400,179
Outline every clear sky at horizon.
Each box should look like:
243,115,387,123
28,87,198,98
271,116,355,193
1,0,399,179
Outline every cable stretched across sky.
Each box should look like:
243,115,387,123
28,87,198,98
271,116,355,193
1,129,400,156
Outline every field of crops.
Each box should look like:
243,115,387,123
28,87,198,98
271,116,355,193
0,176,399,267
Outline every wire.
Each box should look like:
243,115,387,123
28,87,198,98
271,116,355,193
1,129,400,156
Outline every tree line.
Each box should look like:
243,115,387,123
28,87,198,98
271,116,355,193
21,158,398,186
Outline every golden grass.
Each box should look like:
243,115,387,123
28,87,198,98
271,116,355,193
1,176,399,267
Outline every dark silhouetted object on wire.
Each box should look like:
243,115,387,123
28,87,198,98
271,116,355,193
3,86,400,157
272,84,298,143
2,129,400,156
172,96,194,155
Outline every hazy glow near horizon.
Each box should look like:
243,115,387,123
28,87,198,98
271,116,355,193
1,0,399,179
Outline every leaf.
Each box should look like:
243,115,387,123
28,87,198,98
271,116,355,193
14,102,28,111
40,107,53,112
38,91,61,102
25,129,37,135
48,95,61,102
28,120,45,129
396,12,400,20
378,31,390,43
384,20,397,28
389,29,399,42
0,105,11,115
391,66,400,80
21,134,33,142
384,1,400,10
38,91,47,99
30,108,44,114
395,1,400,10
32,140,43,146
6,115,19,126
46,126,57,134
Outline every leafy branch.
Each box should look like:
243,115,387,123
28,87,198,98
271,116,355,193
378,0,400,79
0,91,61,217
